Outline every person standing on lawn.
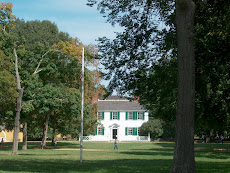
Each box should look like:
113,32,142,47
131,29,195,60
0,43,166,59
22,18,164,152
114,139,118,150
54,138,57,149
202,134,205,143
221,134,224,144
216,134,219,144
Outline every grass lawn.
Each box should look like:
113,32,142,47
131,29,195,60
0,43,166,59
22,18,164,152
0,141,229,173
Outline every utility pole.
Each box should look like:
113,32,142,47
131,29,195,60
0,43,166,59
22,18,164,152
80,47,84,163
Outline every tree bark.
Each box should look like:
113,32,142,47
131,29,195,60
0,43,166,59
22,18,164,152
41,115,50,148
22,122,27,150
52,111,57,145
12,48,23,155
170,1,196,173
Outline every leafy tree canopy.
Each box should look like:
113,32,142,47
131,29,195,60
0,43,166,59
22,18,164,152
139,118,163,139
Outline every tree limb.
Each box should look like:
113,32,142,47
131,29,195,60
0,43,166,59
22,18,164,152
13,48,21,89
33,49,61,75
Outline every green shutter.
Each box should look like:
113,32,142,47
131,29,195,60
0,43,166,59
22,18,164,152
126,112,128,120
118,112,120,120
110,112,112,120
133,128,137,136
95,127,97,135
125,127,128,136
142,112,145,120
102,112,104,120
102,128,104,135
133,112,137,120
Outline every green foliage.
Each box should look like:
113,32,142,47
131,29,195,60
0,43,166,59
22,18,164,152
0,12,102,140
135,56,177,123
89,0,230,136
194,0,230,133
33,84,64,114
161,121,176,139
0,2,16,31
0,38,17,124
13,19,70,51
88,0,174,95
139,119,163,139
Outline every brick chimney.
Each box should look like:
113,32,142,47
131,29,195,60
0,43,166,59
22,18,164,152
91,91,99,104
133,96,140,103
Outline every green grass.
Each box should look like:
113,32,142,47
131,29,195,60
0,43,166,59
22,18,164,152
0,141,230,173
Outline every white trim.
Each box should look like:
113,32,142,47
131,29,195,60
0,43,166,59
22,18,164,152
0,130,10,142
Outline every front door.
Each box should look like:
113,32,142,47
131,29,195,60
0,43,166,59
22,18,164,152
112,129,117,139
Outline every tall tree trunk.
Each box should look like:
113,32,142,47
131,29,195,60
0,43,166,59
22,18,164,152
12,48,23,155
170,1,196,173
22,122,27,150
52,111,57,145
41,115,50,148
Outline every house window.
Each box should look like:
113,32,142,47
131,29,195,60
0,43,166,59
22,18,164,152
113,112,118,119
138,112,144,120
126,112,137,120
97,127,104,135
97,112,104,120
125,127,138,136
98,112,102,119
128,128,133,135
128,112,133,120
110,112,120,120
98,127,102,135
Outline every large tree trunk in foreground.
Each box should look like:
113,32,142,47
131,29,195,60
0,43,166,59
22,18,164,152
22,122,27,150
12,48,23,155
41,115,50,148
170,0,196,173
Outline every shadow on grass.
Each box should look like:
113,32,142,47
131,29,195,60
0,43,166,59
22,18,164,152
0,158,229,173
18,153,70,156
195,150,230,160
0,141,80,151
0,158,172,173
196,161,230,173
120,152,173,159
155,142,230,160
154,142,175,148
120,148,174,157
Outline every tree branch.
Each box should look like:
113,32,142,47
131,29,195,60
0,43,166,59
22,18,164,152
2,26,8,35
13,48,21,90
33,49,61,75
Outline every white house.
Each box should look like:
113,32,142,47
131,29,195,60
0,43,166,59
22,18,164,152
83,96,150,142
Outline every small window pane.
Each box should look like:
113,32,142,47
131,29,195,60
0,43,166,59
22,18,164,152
138,112,143,120
98,112,102,119
128,128,133,135
128,112,133,120
98,127,102,135
113,112,118,119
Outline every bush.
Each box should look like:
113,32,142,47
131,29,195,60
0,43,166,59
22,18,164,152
139,119,163,139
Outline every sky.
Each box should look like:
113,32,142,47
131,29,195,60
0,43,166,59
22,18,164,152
6,0,122,45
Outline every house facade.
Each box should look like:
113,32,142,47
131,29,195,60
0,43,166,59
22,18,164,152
84,96,150,141
0,128,23,142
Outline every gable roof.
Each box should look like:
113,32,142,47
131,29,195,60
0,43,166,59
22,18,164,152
96,96,146,111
